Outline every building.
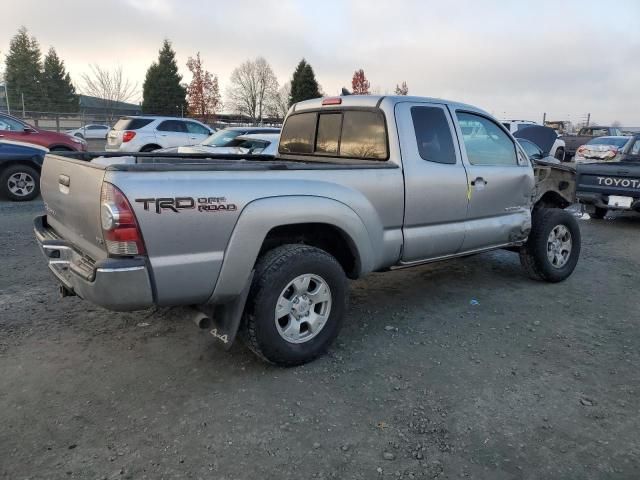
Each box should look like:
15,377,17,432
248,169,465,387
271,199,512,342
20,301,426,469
78,94,141,117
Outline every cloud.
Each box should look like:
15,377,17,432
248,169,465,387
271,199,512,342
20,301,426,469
1,0,638,124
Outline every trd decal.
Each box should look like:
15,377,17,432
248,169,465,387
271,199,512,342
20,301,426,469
135,197,237,214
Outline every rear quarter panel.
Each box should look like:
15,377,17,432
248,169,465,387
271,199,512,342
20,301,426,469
106,166,405,306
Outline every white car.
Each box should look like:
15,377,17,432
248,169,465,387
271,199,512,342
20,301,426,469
65,124,111,139
501,119,566,161
177,133,280,155
105,116,213,153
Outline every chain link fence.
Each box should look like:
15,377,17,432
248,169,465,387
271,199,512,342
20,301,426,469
0,107,282,133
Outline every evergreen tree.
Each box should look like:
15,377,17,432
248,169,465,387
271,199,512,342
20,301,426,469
289,59,320,106
42,47,78,112
4,27,44,112
142,40,187,115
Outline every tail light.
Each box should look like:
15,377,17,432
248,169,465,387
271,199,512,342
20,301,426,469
122,131,136,142
100,182,146,256
604,148,618,159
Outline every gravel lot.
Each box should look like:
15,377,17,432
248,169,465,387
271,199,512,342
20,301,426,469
1,199,639,480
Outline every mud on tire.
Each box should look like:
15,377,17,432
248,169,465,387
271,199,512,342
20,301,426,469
520,208,581,283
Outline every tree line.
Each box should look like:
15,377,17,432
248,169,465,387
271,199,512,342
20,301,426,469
2,27,409,123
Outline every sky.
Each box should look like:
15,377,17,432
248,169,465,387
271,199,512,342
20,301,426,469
1,0,639,125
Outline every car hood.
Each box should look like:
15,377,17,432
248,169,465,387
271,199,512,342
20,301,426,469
514,126,559,155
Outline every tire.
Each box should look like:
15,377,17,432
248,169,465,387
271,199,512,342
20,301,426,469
555,148,565,162
0,164,40,201
590,207,607,220
140,145,161,152
519,208,581,283
242,244,348,366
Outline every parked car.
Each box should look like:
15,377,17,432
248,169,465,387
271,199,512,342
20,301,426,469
513,126,563,164
177,133,280,155
105,116,213,152
65,124,110,139
196,126,281,148
35,94,580,366
574,136,639,164
576,135,640,219
0,112,87,152
502,120,566,161
0,140,47,201
561,126,623,159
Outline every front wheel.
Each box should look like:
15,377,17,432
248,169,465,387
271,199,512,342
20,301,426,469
555,147,565,162
1,164,40,201
242,244,348,366
520,208,581,282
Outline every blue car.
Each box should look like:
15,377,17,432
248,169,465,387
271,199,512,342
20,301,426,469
0,140,47,201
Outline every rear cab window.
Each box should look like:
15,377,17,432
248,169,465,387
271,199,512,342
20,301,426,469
112,118,154,130
279,109,388,161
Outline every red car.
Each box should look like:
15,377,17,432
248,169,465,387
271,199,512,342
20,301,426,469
0,112,87,152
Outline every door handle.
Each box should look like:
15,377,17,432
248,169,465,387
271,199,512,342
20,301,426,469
470,177,487,186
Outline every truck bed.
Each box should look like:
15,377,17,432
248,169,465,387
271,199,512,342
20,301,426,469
62,151,400,171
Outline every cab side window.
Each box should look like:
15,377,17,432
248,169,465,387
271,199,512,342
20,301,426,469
411,106,456,164
456,112,518,166
631,139,640,155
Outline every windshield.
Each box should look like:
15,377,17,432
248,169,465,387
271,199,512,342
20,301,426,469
587,137,629,148
201,129,244,147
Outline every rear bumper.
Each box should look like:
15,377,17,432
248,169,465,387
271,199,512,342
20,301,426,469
34,215,154,311
576,192,640,211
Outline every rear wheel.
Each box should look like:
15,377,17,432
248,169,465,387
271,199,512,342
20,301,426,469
1,164,40,201
590,207,607,220
242,244,348,366
520,208,581,282
555,147,565,162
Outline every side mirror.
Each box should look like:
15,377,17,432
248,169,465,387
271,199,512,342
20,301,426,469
23,126,36,133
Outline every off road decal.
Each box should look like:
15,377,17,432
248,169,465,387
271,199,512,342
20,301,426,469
135,197,237,214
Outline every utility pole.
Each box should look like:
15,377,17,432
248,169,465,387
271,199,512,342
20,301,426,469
586,113,590,127
21,92,26,117
4,84,9,114
542,112,546,126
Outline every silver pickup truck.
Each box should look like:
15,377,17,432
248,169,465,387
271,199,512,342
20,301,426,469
35,95,580,365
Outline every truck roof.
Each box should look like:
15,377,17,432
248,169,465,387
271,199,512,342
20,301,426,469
292,95,489,116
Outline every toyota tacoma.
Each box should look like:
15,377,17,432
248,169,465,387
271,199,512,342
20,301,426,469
35,95,580,366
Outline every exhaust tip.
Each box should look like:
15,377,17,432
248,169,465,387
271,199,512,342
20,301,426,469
193,312,212,329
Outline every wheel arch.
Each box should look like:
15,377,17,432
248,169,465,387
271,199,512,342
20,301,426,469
140,144,162,152
207,195,374,304
0,158,43,174
534,190,572,210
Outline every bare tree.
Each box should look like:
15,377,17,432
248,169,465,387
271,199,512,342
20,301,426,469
227,57,278,124
268,81,290,120
81,65,138,122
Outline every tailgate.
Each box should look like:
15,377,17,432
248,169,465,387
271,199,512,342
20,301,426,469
576,163,640,197
41,153,108,261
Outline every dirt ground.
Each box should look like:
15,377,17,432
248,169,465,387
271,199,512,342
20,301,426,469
1,198,638,480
